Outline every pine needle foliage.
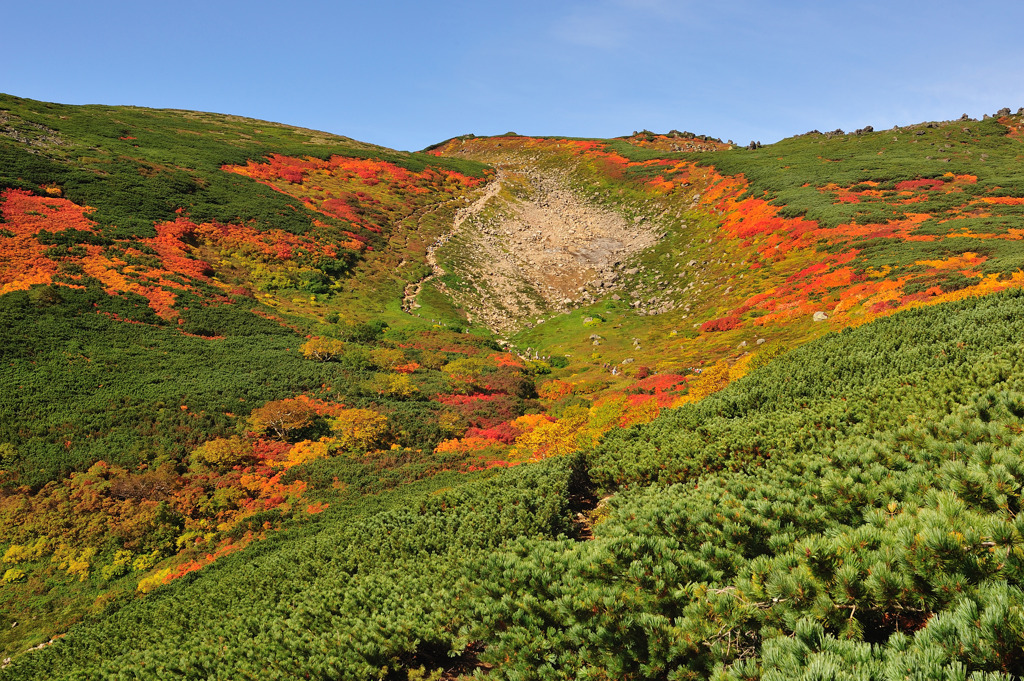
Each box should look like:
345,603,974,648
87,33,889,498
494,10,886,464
8,287,1024,679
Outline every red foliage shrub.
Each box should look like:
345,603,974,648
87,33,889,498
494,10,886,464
443,394,525,429
630,374,688,393
700,315,742,332
869,299,899,314
464,421,523,445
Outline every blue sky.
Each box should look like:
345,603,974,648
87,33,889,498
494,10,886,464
4,0,1022,151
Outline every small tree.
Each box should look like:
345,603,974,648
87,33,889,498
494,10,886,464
301,336,345,362
330,409,388,452
247,398,317,440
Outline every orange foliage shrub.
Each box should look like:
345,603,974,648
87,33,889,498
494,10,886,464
434,437,504,456
490,352,525,368
0,188,92,295
393,362,420,374
283,438,335,468
537,379,574,401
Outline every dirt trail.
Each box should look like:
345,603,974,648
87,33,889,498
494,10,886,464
401,172,505,313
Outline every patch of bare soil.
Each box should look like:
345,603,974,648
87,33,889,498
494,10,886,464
428,164,662,334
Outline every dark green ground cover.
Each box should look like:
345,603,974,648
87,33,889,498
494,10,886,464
1,459,584,680
0,94,487,239
7,288,1024,679
0,284,516,489
5,99,1024,679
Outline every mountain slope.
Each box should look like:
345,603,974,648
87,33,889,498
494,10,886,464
429,117,1024,369
0,94,504,655
3,96,1024,677
6,282,1024,680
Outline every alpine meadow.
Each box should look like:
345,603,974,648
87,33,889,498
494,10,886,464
4,92,1024,679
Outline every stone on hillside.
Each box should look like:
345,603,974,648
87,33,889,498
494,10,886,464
813,311,829,322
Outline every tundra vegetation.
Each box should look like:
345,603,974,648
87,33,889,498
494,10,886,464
2,94,1024,678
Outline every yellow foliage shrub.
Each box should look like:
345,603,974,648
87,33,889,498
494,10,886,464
191,436,253,469
301,336,345,361
436,410,465,435
672,359,733,407
508,406,589,461
580,397,625,444
2,568,26,584
51,544,97,582
137,568,172,593
330,409,388,452
442,357,491,379
419,350,448,370
367,373,418,398
132,550,162,572
3,537,49,564
370,347,406,370
100,550,135,581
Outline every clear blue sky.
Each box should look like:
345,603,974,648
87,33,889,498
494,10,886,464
4,0,1022,151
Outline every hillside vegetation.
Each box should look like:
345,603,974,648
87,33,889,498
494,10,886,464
7,278,1024,680
2,94,1024,678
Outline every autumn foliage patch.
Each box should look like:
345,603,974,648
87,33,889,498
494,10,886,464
700,315,742,332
